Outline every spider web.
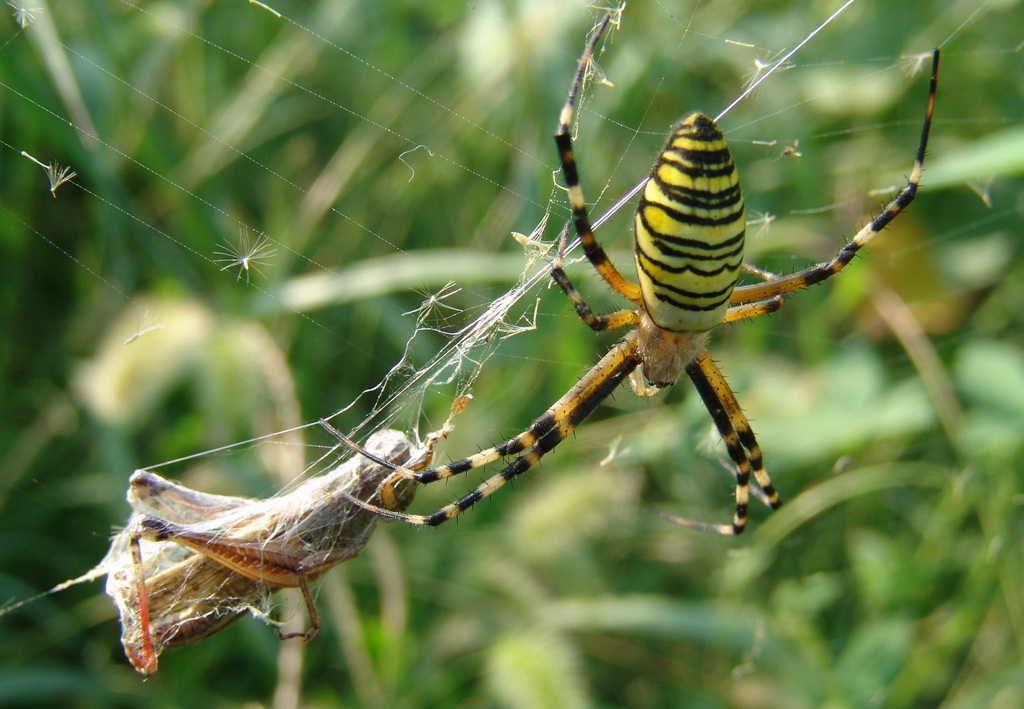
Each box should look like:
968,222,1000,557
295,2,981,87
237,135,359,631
1,0,1021,688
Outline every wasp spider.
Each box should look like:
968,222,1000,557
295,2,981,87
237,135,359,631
336,14,939,534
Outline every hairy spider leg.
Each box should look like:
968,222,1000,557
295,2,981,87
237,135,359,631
333,334,641,525
728,50,938,306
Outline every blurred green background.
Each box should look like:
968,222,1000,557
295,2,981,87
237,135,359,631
2,0,1023,706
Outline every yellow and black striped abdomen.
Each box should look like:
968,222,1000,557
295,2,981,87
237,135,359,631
634,112,744,334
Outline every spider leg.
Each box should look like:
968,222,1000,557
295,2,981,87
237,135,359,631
691,352,781,509
554,13,643,306
323,415,555,485
712,456,776,508
740,262,783,282
551,263,639,331
724,296,786,323
341,335,642,526
723,263,788,322
655,350,780,535
324,334,640,488
731,49,938,305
